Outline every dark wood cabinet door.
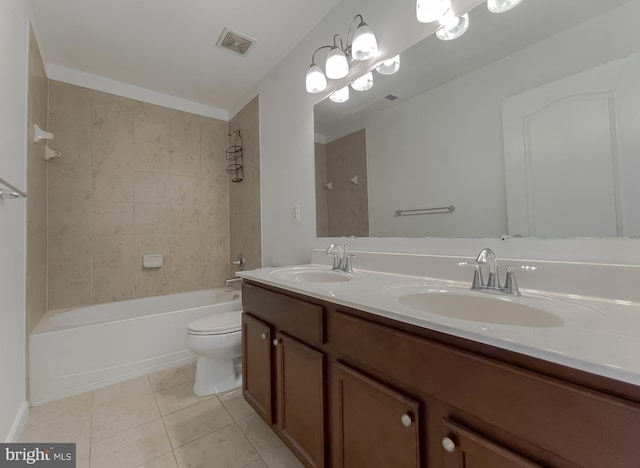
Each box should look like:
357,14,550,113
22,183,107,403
333,362,420,468
242,313,273,424
276,332,326,468
441,420,541,468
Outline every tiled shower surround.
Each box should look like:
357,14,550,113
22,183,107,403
47,81,231,309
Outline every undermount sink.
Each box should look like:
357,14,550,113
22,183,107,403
395,289,565,328
270,267,352,283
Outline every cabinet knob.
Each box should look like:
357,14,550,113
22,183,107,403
272,339,279,346
400,414,413,427
442,437,456,453
261,333,267,340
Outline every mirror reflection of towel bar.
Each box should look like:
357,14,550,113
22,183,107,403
0,176,27,199
395,205,455,216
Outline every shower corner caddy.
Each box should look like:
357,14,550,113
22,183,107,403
226,130,244,183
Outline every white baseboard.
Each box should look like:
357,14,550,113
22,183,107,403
5,401,29,442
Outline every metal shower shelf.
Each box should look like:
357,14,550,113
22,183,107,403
225,130,244,183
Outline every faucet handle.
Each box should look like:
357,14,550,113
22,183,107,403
504,265,537,296
343,254,356,273
458,262,484,289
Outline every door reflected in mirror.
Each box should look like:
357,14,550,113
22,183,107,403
314,0,640,238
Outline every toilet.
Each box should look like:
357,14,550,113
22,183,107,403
185,310,243,396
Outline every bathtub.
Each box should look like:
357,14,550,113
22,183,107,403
30,289,242,406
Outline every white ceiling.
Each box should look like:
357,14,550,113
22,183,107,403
29,0,342,114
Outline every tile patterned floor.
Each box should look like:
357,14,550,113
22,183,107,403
19,363,304,468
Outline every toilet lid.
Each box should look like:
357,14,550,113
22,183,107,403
187,310,242,335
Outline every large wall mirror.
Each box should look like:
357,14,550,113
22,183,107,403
314,0,640,238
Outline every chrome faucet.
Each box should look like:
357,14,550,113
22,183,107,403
459,248,536,296
325,244,354,273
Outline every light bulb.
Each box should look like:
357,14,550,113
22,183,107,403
325,47,349,80
487,0,524,13
416,0,452,23
436,12,469,40
375,55,400,75
305,64,327,94
351,72,373,92
329,86,349,103
352,22,378,60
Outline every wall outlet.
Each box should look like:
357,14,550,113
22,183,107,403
293,204,301,222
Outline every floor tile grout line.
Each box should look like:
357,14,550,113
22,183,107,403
167,419,238,452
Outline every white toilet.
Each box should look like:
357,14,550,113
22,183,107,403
185,310,243,396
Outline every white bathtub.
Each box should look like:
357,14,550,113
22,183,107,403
30,289,242,406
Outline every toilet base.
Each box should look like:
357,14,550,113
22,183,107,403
193,355,242,396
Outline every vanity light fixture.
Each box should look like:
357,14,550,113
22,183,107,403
487,0,524,13
305,14,379,94
375,55,401,75
329,85,350,103
351,72,374,91
436,11,469,40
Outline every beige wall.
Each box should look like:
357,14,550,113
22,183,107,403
314,142,329,237
228,96,261,271
326,129,369,237
47,81,230,309
25,26,48,397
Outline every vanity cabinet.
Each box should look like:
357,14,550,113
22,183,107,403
242,283,326,468
242,281,640,468
332,362,420,468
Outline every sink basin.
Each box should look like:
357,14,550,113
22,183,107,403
396,289,565,327
271,268,352,283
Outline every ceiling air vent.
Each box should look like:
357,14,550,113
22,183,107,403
384,94,399,101
216,28,256,56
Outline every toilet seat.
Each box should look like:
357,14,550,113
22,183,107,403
187,310,242,336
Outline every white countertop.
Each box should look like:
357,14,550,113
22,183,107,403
238,262,640,388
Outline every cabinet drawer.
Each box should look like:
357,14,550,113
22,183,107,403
330,310,640,466
243,282,324,346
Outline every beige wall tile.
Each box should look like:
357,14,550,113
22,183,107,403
93,97,135,139
170,205,203,235
92,201,134,235
91,235,136,270
135,204,171,235
170,146,200,176
48,163,92,201
48,81,92,134
27,182,47,236
201,174,228,206
92,170,135,203
134,104,170,145
228,96,261,269
170,174,200,205
49,130,92,168
49,235,91,273
92,268,135,304
48,270,92,310
48,200,91,237
135,268,170,298
171,262,213,293
170,235,208,265
135,141,171,173
27,233,47,279
169,114,200,151
48,84,232,308
135,171,171,204
93,136,135,173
